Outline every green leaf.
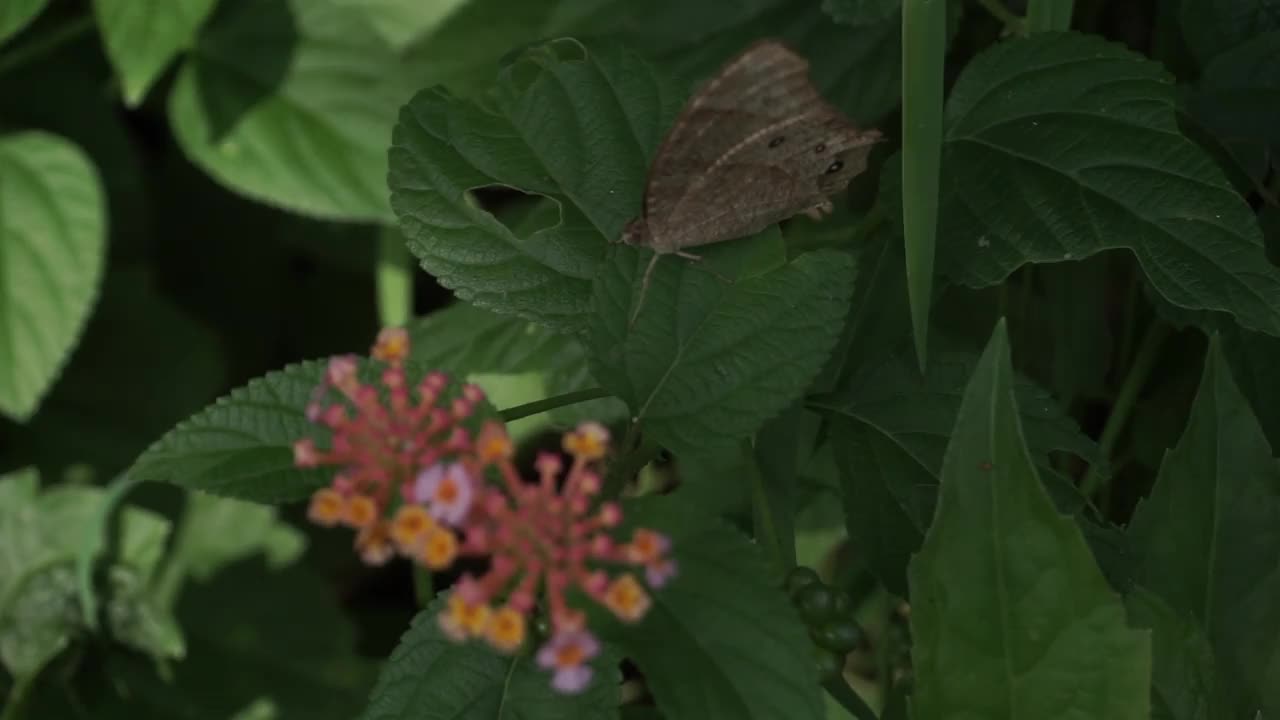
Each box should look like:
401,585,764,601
1127,338,1280,716
821,0,899,25
408,301,569,375
1186,30,1280,154
883,32,1280,338
389,39,685,329
0,131,105,421
588,244,855,457
93,0,218,106
360,595,619,720
0,0,47,42
597,495,823,720
330,0,468,50
907,321,1151,719
900,0,947,368
1125,587,1222,720
1179,0,1280,64
167,492,306,585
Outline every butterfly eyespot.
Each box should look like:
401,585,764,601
768,136,786,148
825,160,844,174
814,143,827,153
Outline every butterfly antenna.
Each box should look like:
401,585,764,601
629,253,663,328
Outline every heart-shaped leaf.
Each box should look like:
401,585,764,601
908,322,1151,718
0,132,105,422
882,31,1280,337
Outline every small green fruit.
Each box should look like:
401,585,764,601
813,645,843,680
813,620,862,653
784,566,821,600
796,583,836,624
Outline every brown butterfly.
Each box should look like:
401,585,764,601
620,39,884,324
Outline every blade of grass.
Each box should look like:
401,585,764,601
1027,0,1074,32
901,0,947,372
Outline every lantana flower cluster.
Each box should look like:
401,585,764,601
294,328,676,694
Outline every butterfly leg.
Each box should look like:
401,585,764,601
675,251,733,284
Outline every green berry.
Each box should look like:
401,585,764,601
813,620,862,654
813,645,843,680
796,583,836,624
831,588,853,617
784,566,821,600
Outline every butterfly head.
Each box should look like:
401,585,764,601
619,218,650,247
813,127,884,195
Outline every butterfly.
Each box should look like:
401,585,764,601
619,39,883,325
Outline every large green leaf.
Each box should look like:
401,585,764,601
1127,338,1280,717
94,0,218,106
882,32,1280,337
389,40,684,329
595,496,823,720
0,132,105,422
820,344,1100,594
588,244,855,457
907,322,1151,719
1125,588,1222,720
1179,0,1280,64
129,357,498,504
360,595,618,720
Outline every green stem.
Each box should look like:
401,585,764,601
0,15,95,79
499,387,613,422
1,676,30,720
975,0,1027,34
1080,321,1171,496
822,677,879,720
412,567,434,608
376,231,414,328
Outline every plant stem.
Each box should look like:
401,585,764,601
0,14,95,79
499,387,613,422
412,567,434,608
1,676,30,720
1080,321,1171,496
822,677,879,720
745,441,787,573
975,0,1027,34
376,231,414,328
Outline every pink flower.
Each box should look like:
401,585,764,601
414,462,475,526
536,630,600,694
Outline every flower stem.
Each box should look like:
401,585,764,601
377,231,414,327
499,387,613,422
1080,321,1171,496
822,677,878,720
412,567,434,607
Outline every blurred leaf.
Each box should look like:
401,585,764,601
821,0,898,25
389,40,683,329
596,495,823,720
0,131,105,421
360,595,619,720
1125,588,1222,720
1179,0,1280,65
821,345,1102,594
0,0,46,42
1127,338,1280,716
93,0,218,106
907,322,1150,718
588,244,855,457
168,492,306,585
13,268,226,478
882,32,1280,338
1185,29,1280,183
330,0,468,50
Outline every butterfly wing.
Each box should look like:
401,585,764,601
641,40,880,253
